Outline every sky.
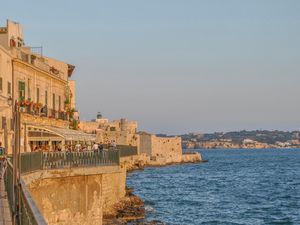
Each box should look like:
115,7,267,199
1,0,300,134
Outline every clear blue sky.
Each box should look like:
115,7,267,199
2,0,300,134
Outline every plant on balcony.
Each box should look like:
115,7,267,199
67,107,76,119
64,98,71,111
25,100,33,106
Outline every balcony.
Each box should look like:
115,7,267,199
18,101,72,128
20,103,69,121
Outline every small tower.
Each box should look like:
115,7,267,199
96,112,108,124
96,112,102,120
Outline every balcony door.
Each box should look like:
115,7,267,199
18,81,25,101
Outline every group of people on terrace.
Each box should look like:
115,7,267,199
92,140,117,152
30,140,118,153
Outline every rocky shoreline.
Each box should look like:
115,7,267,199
103,187,166,225
104,153,206,225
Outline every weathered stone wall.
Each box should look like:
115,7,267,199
0,46,13,154
96,130,139,148
139,134,182,163
79,121,99,133
138,133,152,156
23,166,126,225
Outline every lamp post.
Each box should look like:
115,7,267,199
4,96,13,155
12,100,21,225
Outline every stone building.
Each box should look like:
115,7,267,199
139,132,183,163
80,114,139,147
80,114,184,162
0,19,94,153
0,44,13,152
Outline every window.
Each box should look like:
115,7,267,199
45,90,48,105
52,93,55,110
58,96,61,111
0,77,3,91
18,81,25,101
7,82,11,95
27,79,31,100
36,87,40,103
1,117,5,129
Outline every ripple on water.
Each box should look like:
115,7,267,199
126,149,300,225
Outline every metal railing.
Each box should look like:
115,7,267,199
117,145,138,157
4,161,47,225
42,150,120,170
21,152,43,174
17,150,119,173
20,104,69,121
10,146,137,174
4,160,13,213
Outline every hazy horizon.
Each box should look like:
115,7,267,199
2,0,300,134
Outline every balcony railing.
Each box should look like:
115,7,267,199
20,103,69,121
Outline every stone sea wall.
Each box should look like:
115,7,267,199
23,166,126,225
120,152,202,171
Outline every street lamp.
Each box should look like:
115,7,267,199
12,100,21,225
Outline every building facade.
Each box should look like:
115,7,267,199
0,19,93,153
0,45,13,152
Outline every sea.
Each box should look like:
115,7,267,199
126,149,300,225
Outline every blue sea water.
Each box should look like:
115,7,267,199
126,149,300,225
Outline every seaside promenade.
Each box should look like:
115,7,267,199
0,167,12,225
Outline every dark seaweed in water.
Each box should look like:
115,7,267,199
127,149,300,225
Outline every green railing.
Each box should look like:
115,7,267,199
21,152,43,174
4,161,47,225
43,150,120,169
12,146,138,174
117,145,138,157
18,150,120,173
4,160,13,213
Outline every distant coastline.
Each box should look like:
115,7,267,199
176,130,300,149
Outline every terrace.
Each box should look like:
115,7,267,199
3,146,138,224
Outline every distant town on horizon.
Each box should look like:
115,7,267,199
157,130,300,149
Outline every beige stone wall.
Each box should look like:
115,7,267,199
44,57,69,81
79,121,99,134
0,46,13,153
96,130,139,148
139,134,182,163
68,80,76,109
80,119,137,134
151,136,182,162
24,166,126,225
13,60,68,110
0,20,23,49
139,133,152,156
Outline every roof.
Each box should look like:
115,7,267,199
28,125,96,142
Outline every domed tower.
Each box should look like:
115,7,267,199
96,112,102,120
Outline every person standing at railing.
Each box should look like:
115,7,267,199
0,142,4,156
98,142,104,152
75,143,81,152
0,142,6,179
92,142,98,153
111,140,117,150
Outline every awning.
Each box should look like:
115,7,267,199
27,125,96,142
